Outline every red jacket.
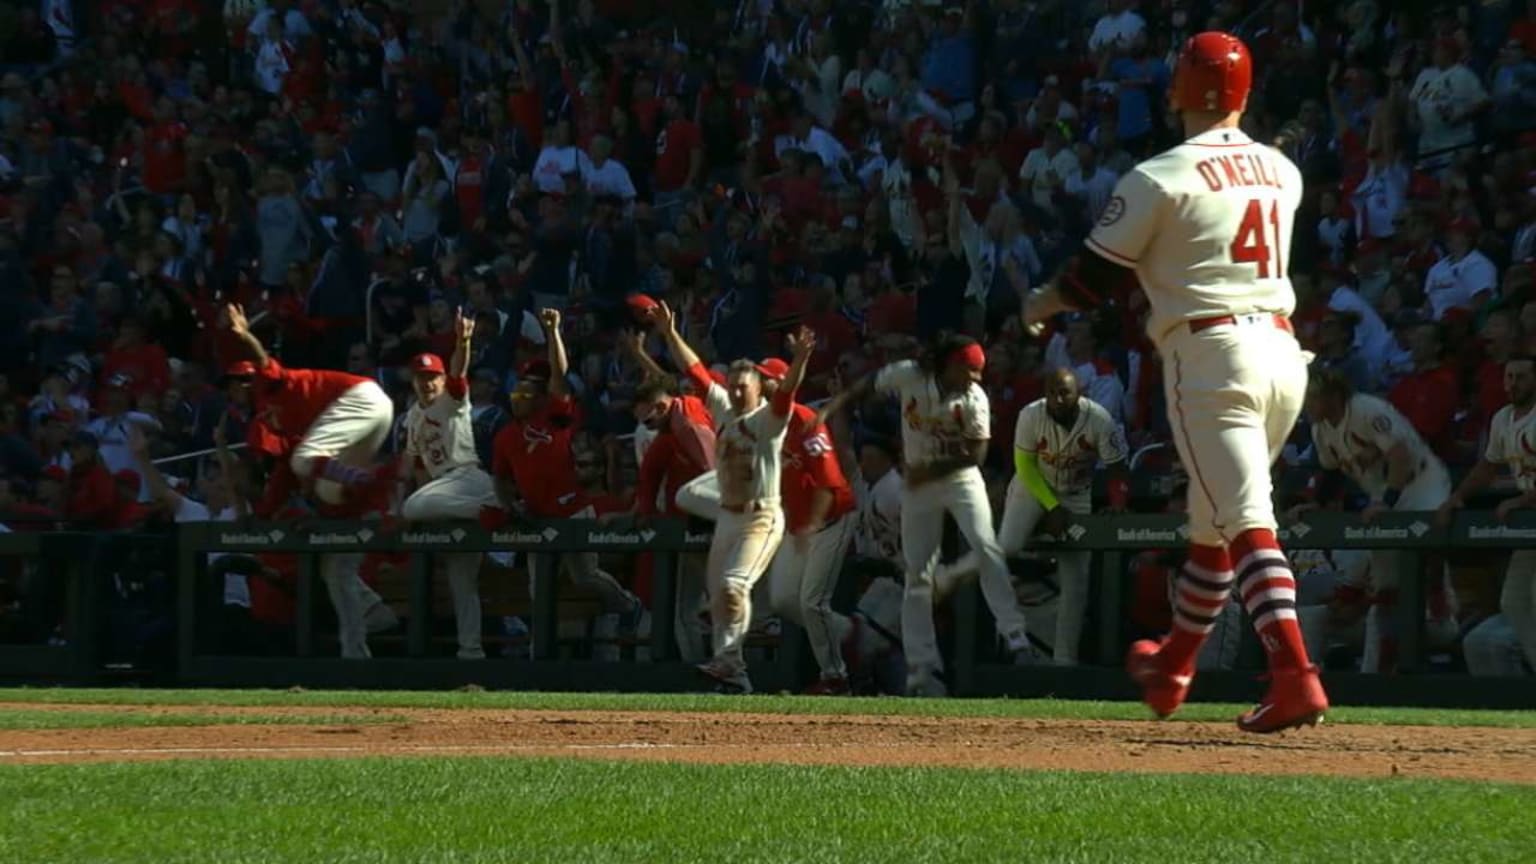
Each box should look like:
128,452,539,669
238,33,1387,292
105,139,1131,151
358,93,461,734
67,461,117,528
1388,364,1460,459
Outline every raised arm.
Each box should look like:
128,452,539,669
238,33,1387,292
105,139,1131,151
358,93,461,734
621,328,668,381
540,307,569,397
450,306,474,379
127,425,181,511
652,300,706,378
211,421,250,520
220,303,270,367
775,327,817,416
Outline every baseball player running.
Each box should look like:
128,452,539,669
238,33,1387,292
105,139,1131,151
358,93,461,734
937,368,1129,665
653,304,814,693
757,358,860,694
1299,368,1451,673
398,308,497,659
1437,354,1536,672
819,333,1033,697
492,310,644,638
220,304,395,508
1023,31,1328,732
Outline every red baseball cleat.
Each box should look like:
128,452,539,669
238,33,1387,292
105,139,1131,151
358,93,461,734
1237,666,1329,734
1126,639,1193,719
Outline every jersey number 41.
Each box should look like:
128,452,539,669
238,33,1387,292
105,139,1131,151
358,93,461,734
1229,199,1284,279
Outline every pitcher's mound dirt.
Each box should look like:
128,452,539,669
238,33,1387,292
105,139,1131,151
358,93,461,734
1,704,1532,784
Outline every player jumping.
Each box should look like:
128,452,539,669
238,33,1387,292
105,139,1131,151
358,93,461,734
220,304,395,509
1024,31,1329,732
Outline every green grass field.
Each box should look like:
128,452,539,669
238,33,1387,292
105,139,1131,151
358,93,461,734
0,689,1532,863
1,687,1533,728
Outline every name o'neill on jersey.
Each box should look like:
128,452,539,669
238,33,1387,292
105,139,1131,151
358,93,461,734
1193,151,1286,192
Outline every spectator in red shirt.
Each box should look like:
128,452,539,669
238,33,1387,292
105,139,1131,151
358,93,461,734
112,469,151,529
491,309,642,630
65,430,116,529
100,317,171,404
653,93,702,226
1388,321,1462,460
1474,309,1524,433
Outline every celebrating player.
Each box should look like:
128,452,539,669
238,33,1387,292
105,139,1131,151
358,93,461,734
491,310,645,641
398,308,497,660
755,358,860,694
654,306,815,693
936,368,1129,665
1023,31,1328,732
1299,368,1451,673
1437,355,1536,672
819,333,1033,697
220,303,395,508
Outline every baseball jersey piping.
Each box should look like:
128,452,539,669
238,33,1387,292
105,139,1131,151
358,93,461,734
1169,349,1227,545
1086,234,1138,267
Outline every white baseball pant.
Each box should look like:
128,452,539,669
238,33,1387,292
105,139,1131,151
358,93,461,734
1464,613,1531,676
769,513,855,679
291,381,394,502
402,465,497,659
677,470,723,521
1341,466,1452,673
901,467,1027,680
1502,550,1536,671
705,501,785,674
936,481,1092,664
1160,318,1307,547
322,553,370,659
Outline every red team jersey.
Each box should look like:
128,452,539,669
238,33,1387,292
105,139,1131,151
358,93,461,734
780,403,855,533
492,395,584,517
251,358,369,439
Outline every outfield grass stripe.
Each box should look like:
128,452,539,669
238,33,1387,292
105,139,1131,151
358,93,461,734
0,688,1531,729
0,757,1531,864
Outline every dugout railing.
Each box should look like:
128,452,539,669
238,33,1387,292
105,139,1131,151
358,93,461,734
168,510,1536,707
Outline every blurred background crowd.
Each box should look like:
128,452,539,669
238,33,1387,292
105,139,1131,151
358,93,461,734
0,0,1533,678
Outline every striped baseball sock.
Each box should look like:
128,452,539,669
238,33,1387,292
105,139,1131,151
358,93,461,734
315,457,375,488
1232,528,1311,671
1160,543,1235,674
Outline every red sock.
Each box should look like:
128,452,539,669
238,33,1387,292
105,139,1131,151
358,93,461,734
1232,528,1311,671
1160,544,1235,674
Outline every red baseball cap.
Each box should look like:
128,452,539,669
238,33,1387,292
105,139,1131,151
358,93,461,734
411,353,446,375
756,358,789,380
1448,218,1478,236
40,465,67,483
625,293,660,321
114,469,141,487
223,360,257,380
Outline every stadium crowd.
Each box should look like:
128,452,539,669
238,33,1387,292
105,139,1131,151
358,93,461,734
1,0,1534,685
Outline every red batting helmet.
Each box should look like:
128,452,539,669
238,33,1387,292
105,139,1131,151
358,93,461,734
1170,32,1253,114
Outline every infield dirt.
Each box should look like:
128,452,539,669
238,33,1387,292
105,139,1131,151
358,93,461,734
0,703,1533,783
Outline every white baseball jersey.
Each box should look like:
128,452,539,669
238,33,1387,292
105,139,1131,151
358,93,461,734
875,360,990,466
404,378,479,479
1311,393,1439,499
1013,397,1127,501
855,467,903,565
1485,403,1536,492
1087,127,1303,347
715,401,792,504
